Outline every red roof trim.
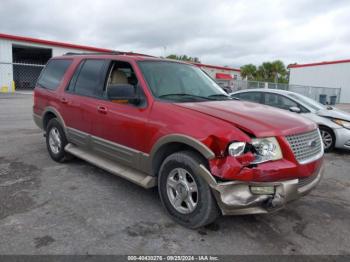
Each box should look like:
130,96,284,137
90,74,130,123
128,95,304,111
0,33,113,52
288,59,350,69
216,73,233,80
192,62,240,72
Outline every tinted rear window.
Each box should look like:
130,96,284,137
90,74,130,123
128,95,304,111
74,59,106,97
37,59,72,90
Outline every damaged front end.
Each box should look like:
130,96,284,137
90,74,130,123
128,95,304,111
196,163,324,215
198,130,324,215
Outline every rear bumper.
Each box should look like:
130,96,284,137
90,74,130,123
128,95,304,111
33,113,43,130
198,164,324,215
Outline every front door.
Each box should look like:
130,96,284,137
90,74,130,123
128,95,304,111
90,60,151,168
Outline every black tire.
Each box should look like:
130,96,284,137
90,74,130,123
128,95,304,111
319,126,335,153
158,151,219,228
46,118,72,162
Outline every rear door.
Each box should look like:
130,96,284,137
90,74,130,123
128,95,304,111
61,59,109,147
263,92,300,111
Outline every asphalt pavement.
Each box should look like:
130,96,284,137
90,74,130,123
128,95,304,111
0,92,349,255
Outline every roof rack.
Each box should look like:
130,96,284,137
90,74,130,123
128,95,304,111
64,51,155,57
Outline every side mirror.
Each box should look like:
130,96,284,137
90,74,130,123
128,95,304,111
107,84,140,105
289,106,301,113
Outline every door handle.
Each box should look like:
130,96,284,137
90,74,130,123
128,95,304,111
97,106,108,114
61,97,68,104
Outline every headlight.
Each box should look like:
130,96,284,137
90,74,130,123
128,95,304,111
332,119,350,130
228,142,246,156
251,137,282,164
228,137,282,164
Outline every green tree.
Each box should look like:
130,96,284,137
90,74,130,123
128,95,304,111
257,62,274,82
271,60,287,83
166,54,200,63
241,60,288,83
240,64,257,80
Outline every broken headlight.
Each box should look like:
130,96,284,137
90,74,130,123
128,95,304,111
228,142,246,156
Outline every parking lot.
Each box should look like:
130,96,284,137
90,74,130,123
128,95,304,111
0,93,349,255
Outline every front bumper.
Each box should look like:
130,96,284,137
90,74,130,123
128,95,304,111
198,164,324,215
334,127,350,149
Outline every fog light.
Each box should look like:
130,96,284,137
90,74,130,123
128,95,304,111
250,186,275,195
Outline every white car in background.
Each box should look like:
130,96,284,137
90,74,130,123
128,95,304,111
230,89,350,152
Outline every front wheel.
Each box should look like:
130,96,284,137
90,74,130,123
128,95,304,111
158,151,219,228
320,126,335,152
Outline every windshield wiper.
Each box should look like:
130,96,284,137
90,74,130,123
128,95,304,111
158,93,234,101
158,93,213,100
207,94,232,100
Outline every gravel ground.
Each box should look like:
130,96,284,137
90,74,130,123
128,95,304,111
0,93,349,255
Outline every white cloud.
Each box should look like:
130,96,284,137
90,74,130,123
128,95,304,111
1,0,349,67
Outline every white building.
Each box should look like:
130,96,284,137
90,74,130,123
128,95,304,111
289,59,350,103
0,33,112,92
0,33,241,92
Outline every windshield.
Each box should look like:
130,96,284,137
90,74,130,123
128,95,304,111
138,61,230,102
288,93,325,111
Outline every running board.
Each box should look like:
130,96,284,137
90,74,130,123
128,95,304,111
65,143,157,189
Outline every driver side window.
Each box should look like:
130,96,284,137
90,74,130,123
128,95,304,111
104,61,139,98
104,61,147,106
237,92,262,103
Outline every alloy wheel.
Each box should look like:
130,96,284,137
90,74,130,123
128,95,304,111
48,127,62,154
166,168,198,214
320,129,333,150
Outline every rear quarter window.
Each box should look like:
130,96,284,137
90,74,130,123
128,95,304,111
37,59,72,90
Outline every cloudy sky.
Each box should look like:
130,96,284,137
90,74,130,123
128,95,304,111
1,0,349,68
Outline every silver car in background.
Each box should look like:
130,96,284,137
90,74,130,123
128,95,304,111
230,89,350,152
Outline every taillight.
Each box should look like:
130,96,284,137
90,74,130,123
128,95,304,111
33,90,37,106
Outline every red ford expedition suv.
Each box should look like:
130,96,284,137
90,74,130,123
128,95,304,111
33,52,324,228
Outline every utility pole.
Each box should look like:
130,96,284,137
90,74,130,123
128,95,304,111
163,46,167,58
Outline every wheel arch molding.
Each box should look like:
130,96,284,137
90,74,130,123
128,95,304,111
149,134,216,176
42,107,67,132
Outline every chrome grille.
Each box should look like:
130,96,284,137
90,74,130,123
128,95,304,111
286,129,323,164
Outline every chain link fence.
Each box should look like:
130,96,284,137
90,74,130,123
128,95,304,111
0,61,343,104
228,79,341,104
0,61,45,91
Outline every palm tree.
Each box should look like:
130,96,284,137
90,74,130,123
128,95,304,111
240,64,257,80
257,62,274,82
271,60,287,83
251,61,288,83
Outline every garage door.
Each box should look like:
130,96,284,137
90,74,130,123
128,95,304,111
12,45,52,90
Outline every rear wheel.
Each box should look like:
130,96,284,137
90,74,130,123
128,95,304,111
46,118,72,162
319,126,335,152
158,151,219,228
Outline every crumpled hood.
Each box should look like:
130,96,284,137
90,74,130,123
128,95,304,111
317,108,350,121
176,100,316,137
